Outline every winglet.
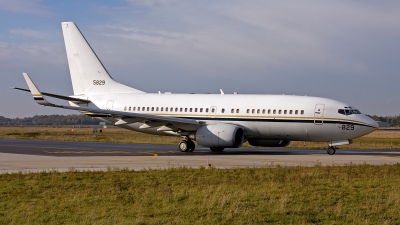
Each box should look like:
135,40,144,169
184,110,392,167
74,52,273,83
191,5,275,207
22,73,59,107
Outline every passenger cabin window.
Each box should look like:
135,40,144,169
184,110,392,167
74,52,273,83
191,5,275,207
189,108,192,112
295,110,298,114
273,109,276,114
222,108,225,113
185,108,188,112
160,107,163,111
200,108,203,112
180,108,183,112
195,108,198,112
247,109,250,113
257,109,260,114
289,110,292,114
231,109,234,113
124,106,127,111
301,110,304,115
236,109,239,113
151,107,154,111
211,108,215,113
278,110,282,114
133,107,136,111
262,109,265,114
252,109,255,114
284,110,287,114
268,109,271,114
206,108,209,113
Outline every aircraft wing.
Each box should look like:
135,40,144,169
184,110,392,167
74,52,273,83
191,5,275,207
20,73,200,131
12,87,91,104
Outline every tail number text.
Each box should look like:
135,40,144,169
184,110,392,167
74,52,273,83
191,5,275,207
93,80,105,85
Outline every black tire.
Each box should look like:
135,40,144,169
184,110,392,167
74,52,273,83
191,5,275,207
327,147,336,155
210,147,225,152
188,141,195,152
179,140,189,152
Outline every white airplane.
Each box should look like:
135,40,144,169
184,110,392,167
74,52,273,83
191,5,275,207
14,22,378,155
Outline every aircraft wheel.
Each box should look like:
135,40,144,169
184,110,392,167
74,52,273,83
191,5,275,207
179,140,189,152
327,147,336,155
188,141,195,152
210,147,225,152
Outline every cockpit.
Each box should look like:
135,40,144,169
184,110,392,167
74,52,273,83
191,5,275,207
338,107,361,116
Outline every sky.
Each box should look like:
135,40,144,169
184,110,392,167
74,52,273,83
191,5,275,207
1,0,400,118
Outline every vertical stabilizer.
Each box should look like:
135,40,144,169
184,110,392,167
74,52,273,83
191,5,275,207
62,22,144,95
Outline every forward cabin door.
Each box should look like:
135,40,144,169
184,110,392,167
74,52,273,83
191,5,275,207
314,104,325,124
106,100,114,110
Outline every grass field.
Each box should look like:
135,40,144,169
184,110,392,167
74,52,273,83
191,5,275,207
1,126,400,149
1,164,400,224
1,127,400,224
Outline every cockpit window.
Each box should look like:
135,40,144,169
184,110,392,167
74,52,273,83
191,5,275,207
338,109,361,115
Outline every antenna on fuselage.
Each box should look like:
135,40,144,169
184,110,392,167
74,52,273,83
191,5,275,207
220,89,224,95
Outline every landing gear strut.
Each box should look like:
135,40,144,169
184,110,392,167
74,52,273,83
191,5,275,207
327,146,336,155
178,139,195,152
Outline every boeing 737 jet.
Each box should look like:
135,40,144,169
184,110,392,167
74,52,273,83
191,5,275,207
14,22,379,155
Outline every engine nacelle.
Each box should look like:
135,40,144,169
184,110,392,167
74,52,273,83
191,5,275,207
190,124,244,148
248,139,291,147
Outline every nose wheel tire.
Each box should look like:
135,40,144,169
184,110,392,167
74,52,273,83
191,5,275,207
327,147,336,155
179,140,195,152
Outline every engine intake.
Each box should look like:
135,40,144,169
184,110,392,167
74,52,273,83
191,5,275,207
248,139,291,147
190,124,244,148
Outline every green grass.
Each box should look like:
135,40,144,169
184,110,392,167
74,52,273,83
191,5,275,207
1,164,400,224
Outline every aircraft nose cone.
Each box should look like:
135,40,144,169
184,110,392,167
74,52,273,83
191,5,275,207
372,120,379,129
367,117,379,130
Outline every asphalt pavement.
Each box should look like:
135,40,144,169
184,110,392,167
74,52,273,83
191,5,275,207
1,139,399,173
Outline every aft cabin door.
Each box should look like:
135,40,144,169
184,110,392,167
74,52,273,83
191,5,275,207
314,104,325,124
106,100,114,110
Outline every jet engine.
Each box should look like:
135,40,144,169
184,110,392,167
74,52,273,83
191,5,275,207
189,124,244,148
248,139,291,147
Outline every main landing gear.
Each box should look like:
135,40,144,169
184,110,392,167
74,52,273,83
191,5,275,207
178,139,195,152
327,146,336,155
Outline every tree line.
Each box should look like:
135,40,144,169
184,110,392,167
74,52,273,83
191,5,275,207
367,115,400,127
0,114,101,126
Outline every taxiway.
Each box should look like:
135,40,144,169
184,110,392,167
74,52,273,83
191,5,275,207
1,139,400,173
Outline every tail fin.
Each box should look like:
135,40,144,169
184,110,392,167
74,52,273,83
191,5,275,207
61,22,144,95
